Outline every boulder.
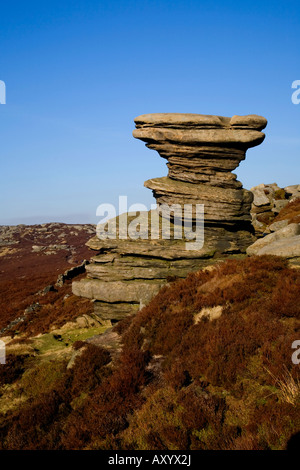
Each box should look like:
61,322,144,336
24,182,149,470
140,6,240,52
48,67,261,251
269,220,289,232
251,188,270,207
246,223,300,256
254,236,300,258
72,278,163,304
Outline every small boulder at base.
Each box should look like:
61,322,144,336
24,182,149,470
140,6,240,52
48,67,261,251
246,223,300,261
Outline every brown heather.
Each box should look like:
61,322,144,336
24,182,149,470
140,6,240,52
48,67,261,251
0,256,299,450
273,197,300,225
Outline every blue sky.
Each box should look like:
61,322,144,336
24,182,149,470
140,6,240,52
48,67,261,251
0,0,299,224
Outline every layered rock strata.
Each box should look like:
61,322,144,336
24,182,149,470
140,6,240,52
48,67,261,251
73,113,267,322
133,113,267,230
72,212,218,321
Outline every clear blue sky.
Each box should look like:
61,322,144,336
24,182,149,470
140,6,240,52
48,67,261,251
0,0,299,224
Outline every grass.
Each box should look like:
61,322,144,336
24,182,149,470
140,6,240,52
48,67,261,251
264,365,300,405
32,325,107,356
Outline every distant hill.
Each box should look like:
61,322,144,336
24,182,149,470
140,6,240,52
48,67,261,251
0,223,95,333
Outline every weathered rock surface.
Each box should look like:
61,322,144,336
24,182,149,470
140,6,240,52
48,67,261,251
247,223,300,254
56,259,89,287
285,184,300,199
246,223,300,266
72,230,221,321
268,220,289,232
144,177,253,225
73,113,267,322
250,183,300,234
255,236,300,259
134,113,266,231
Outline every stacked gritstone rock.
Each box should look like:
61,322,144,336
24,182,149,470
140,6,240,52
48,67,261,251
72,113,267,323
134,113,267,251
72,214,217,323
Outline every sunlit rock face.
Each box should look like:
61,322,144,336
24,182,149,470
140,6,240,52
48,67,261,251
72,113,267,323
133,113,267,228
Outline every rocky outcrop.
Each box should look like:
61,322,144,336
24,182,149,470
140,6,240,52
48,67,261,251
72,222,218,322
250,183,300,234
248,183,300,265
56,260,89,287
73,113,267,322
246,223,300,267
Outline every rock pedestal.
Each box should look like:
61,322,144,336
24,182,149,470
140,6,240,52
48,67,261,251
72,113,267,323
133,113,267,229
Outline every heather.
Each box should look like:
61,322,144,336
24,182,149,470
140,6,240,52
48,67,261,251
0,255,299,450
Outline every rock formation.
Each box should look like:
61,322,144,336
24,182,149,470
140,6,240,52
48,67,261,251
246,223,300,267
72,113,267,322
247,184,300,266
134,113,267,232
250,183,300,234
